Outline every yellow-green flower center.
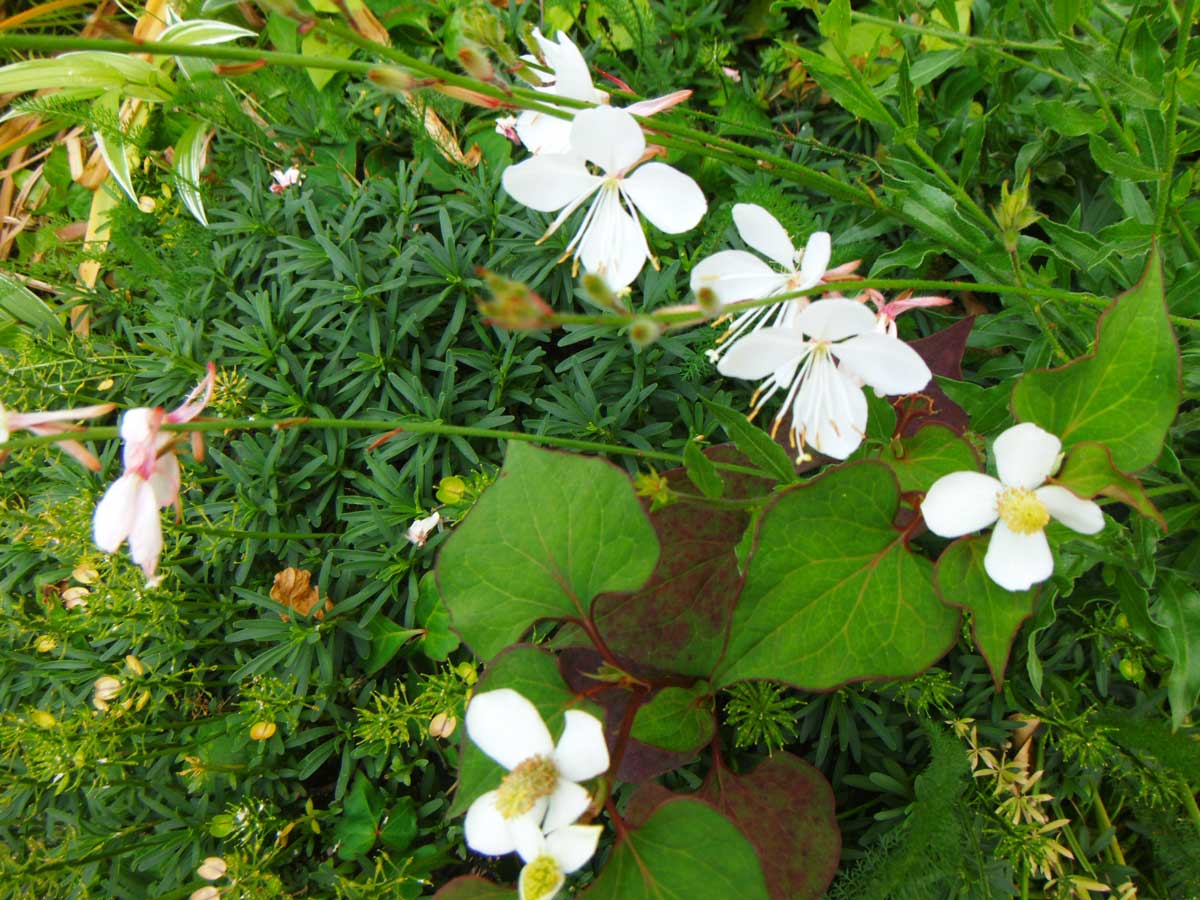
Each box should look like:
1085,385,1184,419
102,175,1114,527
520,855,564,900
495,756,559,819
997,487,1049,535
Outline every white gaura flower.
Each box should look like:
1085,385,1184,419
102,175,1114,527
463,688,608,858
717,298,931,460
501,106,707,291
405,510,441,547
270,166,300,194
516,823,603,900
921,422,1104,592
691,203,831,358
0,401,115,471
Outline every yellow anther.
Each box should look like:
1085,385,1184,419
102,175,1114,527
495,756,559,819
997,488,1050,535
520,855,564,900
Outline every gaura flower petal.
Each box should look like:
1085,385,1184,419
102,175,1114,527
833,332,932,396
985,521,1053,591
796,231,832,289
1036,485,1104,534
541,779,592,833
792,357,867,460
732,203,794,270
148,452,181,508
502,155,601,212
576,189,649,290
994,423,1061,490
689,250,788,305
127,481,164,579
93,473,140,552
621,162,706,234
921,471,1003,537
546,824,603,873
552,710,609,782
794,297,877,342
515,112,574,157
465,689,555,770
464,790,520,855
716,327,807,380
531,29,593,101
624,89,692,116
570,106,644,174
165,362,216,424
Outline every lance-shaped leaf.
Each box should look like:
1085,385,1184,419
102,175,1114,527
934,537,1039,688
0,273,63,335
93,93,138,205
174,122,213,226
437,443,658,662
0,52,172,100
449,645,603,817
435,877,516,899
581,798,770,900
1012,248,1179,472
1054,442,1165,530
591,446,768,678
697,753,840,900
715,462,960,690
876,424,981,494
1150,575,1200,732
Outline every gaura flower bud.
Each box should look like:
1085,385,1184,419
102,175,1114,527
197,857,228,880
476,270,553,329
250,721,277,741
30,709,57,729
94,676,122,701
581,273,617,309
190,887,221,900
992,174,1041,253
62,587,90,609
429,711,457,738
368,67,419,94
456,41,495,82
35,635,57,653
628,316,662,350
72,565,99,584
695,286,721,318
136,689,151,711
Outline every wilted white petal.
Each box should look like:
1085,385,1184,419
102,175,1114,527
542,780,592,833
577,189,648,290
622,163,706,234
717,328,808,380
921,471,1002,537
93,473,140,552
796,231,832,288
546,824,603,873
551,710,609,782
570,107,645,173
466,689,554,770
732,203,795,270
984,521,1053,591
464,792,517,856
127,482,164,579
833,332,932,396
1036,485,1104,534
690,250,789,306
502,155,600,212
794,297,877,342
994,423,1062,490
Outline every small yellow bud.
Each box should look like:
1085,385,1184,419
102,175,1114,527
34,635,57,653
437,476,468,505
95,378,115,392
429,712,457,738
190,887,221,900
30,710,57,729
456,661,478,685
62,587,90,609
250,721,277,741
135,689,151,711
137,195,157,213
93,676,122,701
196,857,227,880
72,565,99,584
368,67,418,93
125,655,146,676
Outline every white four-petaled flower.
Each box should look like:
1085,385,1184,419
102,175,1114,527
717,297,931,460
515,823,603,900
463,689,608,864
501,106,707,291
921,422,1105,591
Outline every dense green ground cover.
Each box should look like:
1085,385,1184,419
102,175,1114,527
0,0,1198,897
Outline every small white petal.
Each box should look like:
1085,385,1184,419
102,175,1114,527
515,112,574,156
119,407,157,445
993,423,1062,490
551,710,609,782
127,482,164,579
795,231,832,289
833,332,932,396
1037,485,1105,535
542,780,592,833
148,452,180,508
502,155,600,212
984,521,1053,591
512,814,549,863
797,358,867,460
622,163,706,234
93,473,140,552
794,297,877,341
577,189,649,290
546,824,603,873
717,327,808,381
570,107,644,174
689,250,789,306
464,792,517,856
921,471,1002,537
732,203,795,270
465,689,554,770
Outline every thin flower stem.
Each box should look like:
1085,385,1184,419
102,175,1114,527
1182,788,1200,839
1009,248,1070,362
1091,785,1127,866
1155,0,1196,235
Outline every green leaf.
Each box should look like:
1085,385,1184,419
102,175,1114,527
630,683,714,753
1150,574,1200,732
705,400,795,484
1087,134,1160,182
173,121,212,227
364,616,423,675
715,462,960,690
434,878,516,899
0,272,63,335
683,440,725,498
378,797,418,853
415,571,460,661
333,774,382,860
449,645,603,818
819,0,851,53
92,93,138,205
1054,442,1164,530
437,443,658,661
301,31,356,90
792,47,891,126
157,19,257,45
934,537,1039,688
875,424,980,494
1012,248,1179,472
583,798,770,900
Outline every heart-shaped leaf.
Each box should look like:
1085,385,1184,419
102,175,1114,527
629,683,714,753
1054,442,1164,530
876,424,981,494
